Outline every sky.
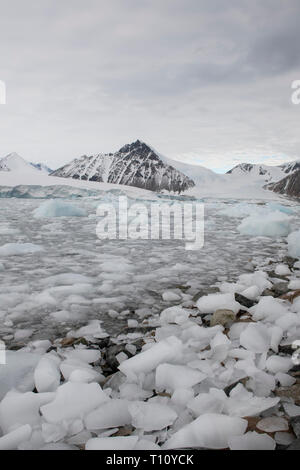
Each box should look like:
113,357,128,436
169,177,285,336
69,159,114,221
0,0,300,172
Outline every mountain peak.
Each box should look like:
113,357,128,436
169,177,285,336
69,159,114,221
118,139,150,154
0,152,33,172
51,140,195,193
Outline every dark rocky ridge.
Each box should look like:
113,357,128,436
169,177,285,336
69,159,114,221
51,140,195,193
266,169,300,198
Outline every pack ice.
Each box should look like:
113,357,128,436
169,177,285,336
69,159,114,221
0,195,300,450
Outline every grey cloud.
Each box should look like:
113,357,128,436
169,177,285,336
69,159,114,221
0,0,300,169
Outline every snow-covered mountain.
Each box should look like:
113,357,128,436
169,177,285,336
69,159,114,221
266,169,300,198
0,152,36,172
278,160,300,175
226,162,287,183
0,153,52,174
30,162,53,174
51,140,195,193
1,147,300,199
152,148,221,186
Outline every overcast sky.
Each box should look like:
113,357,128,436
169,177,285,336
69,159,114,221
0,0,300,172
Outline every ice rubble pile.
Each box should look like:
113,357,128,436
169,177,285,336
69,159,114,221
0,262,300,451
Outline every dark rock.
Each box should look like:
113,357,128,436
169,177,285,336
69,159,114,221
287,438,300,450
102,344,131,373
261,288,275,297
210,309,236,327
97,337,110,349
268,271,289,281
275,384,300,405
278,344,295,356
121,326,156,335
272,282,290,297
266,169,300,200
102,338,145,374
262,282,290,298
235,293,256,309
282,256,298,269
290,416,300,438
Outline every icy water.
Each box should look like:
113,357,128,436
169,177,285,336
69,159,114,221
0,194,299,346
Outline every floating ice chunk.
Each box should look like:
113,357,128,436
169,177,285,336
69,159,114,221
128,401,177,431
219,282,246,294
257,417,288,433
288,230,300,259
197,293,241,314
0,351,41,400
250,297,288,322
187,389,227,417
40,273,93,287
225,384,280,417
69,368,103,383
119,383,152,401
275,264,291,276
42,422,67,443
171,389,195,409
270,326,283,353
0,424,32,450
162,291,181,302
226,394,280,418
33,200,86,218
119,336,183,379
283,403,300,417
85,399,131,430
267,203,295,215
240,286,261,300
238,271,272,294
40,382,109,423
210,331,231,349
163,414,247,450
14,329,33,341
127,319,138,328
50,310,74,322
0,243,44,257
238,211,292,238
160,306,190,325
239,323,271,353
86,436,138,450
69,320,109,340
276,312,300,330
275,372,296,387
156,364,206,392
34,356,61,393
31,340,52,354
288,279,300,290
63,349,100,364
60,359,95,381
228,431,276,450
116,352,128,364
265,355,293,374
0,391,41,433
220,203,258,218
